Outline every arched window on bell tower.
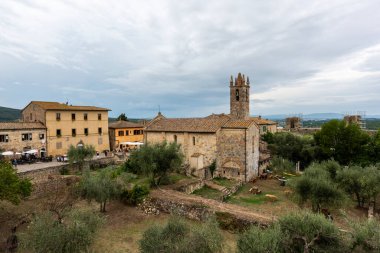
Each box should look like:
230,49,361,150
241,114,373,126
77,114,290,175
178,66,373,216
236,89,239,101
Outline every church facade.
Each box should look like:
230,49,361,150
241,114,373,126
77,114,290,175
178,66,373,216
144,73,260,182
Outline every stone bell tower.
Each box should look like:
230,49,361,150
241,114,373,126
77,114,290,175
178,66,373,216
230,73,250,120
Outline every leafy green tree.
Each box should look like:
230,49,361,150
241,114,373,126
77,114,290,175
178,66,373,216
116,113,127,121
20,209,103,253
337,165,380,208
314,120,371,165
237,224,283,253
139,216,223,253
290,163,346,212
237,212,344,253
124,142,184,186
261,132,274,144
79,168,121,212
368,130,380,164
209,160,216,178
351,219,380,252
319,159,341,181
0,161,32,204
279,211,342,253
267,132,316,168
67,144,96,170
268,156,295,174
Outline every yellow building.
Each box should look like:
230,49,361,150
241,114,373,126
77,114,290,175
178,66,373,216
22,101,110,156
108,121,144,151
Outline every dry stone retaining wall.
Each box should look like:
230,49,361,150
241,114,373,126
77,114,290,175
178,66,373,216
18,157,117,181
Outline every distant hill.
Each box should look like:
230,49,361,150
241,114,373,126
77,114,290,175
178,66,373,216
0,106,21,121
263,113,380,120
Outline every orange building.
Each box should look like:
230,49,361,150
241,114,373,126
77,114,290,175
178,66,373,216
108,121,144,151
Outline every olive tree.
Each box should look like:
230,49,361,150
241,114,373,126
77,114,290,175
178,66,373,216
20,209,103,253
237,211,344,253
279,212,342,253
237,224,283,253
337,165,380,208
290,163,346,212
351,219,380,252
139,216,223,253
67,144,96,170
78,168,121,212
124,142,184,186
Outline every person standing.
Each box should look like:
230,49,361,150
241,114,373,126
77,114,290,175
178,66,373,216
12,159,18,169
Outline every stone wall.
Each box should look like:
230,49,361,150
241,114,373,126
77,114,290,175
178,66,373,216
142,196,268,231
145,131,218,170
30,174,80,199
175,180,205,194
216,128,245,180
22,103,46,124
0,128,46,153
18,157,117,181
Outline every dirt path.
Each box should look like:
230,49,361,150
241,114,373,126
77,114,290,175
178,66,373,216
150,188,274,224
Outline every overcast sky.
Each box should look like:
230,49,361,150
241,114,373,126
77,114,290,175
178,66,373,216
0,0,379,118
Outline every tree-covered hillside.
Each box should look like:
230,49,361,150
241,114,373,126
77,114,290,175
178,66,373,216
0,106,21,121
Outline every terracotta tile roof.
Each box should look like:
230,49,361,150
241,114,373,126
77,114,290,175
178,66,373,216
109,121,143,129
24,101,110,111
0,122,46,130
251,117,277,125
145,114,231,133
222,119,256,129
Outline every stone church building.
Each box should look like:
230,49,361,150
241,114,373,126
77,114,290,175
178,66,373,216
144,73,260,182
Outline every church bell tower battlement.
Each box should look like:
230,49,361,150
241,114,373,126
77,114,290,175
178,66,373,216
230,73,250,120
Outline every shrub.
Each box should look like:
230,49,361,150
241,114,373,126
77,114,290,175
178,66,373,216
120,184,149,205
237,224,283,253
20,209,103,253
0,161,32,204
351,219,380,252
139,216,223,253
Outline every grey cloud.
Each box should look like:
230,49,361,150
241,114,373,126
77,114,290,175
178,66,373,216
0,0,379,117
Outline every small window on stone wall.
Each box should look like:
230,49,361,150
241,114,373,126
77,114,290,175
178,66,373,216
174,135,177,143
193,136,196,145
0,134,9,142
236,89,239,101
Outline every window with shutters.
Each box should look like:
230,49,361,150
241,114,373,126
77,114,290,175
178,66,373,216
22,133,32,141
0,134,9,142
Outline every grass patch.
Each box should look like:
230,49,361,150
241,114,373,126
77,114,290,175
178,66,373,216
193,186,223,200
169,173,190,183
213,177,237,189
229,196,266,205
